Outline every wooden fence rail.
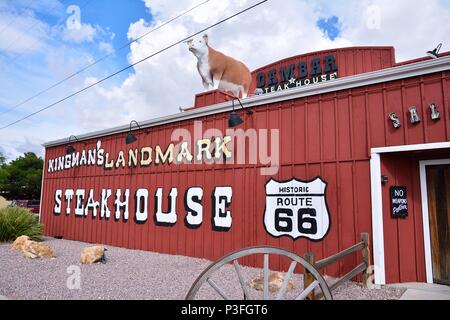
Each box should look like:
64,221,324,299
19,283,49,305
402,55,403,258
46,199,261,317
303,232,371,300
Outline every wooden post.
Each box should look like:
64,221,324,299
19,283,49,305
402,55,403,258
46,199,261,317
361,232,371,288
304,252,316,300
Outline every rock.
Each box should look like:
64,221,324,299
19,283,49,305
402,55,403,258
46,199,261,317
249,272,295,293
80,245,106,264
11,235,30,251
21,240,55,259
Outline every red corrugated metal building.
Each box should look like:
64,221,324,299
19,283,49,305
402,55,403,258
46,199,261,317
40,46,450,286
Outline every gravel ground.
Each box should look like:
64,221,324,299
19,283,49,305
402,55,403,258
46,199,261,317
0,238,405,300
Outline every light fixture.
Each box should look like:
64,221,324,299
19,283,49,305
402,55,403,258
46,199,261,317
426,43,442,59
254,88,264,95
66,135,80,155
126,120,142,144
227,96,253,128
381,175,389,184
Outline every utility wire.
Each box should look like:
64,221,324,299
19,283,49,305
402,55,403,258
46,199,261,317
0,0,211,118
1,0,68,56
0,0,268,131
0,0,34,37
1,0,91,72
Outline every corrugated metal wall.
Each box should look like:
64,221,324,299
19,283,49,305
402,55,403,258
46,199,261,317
41,48,450,282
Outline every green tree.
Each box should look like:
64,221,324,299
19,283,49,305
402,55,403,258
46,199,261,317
0,152,43,200
0,152,5,167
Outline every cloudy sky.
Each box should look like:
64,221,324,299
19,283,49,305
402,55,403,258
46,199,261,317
0,0,449,161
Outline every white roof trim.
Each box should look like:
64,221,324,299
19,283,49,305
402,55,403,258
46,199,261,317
43,55,450,148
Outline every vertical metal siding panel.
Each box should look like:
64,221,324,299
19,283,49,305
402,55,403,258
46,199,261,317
385,87,405,146
308,163,324,262
346,50,354,77
254,107,268,268
278,165,294,272
280,105,292,165
146,130,155,253
404,85,425,144
352,94,368,159
128,165,137,250
423,81,446,142
396,158,418,282
380,155,400,283
292,164,308,272
322,99,336,161
442,75,450,140
177,170,188,257
337,96,352,159
222,168,233,258
371,49,382,72
231,167,243,253
354,161,372,239
88,175,95,244
105,138,113,247
247,166,258,268
47,148,57,236
363,50,373,74
355,50,364,74
266,107,281,271
337,51,346,77
338,162,357,274
95,175,101,244
307,100,320,162
292,102,305,165
323,162,339,277
117,141,126,248
138,167,146,251
41,148,50,235
46,174,53,236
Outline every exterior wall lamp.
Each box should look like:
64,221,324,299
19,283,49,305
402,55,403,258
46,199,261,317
126,120,148,144
66,135,81,155
426,43,442,59
227,96,253,128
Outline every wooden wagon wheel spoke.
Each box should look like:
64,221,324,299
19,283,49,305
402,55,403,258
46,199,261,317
207,278,230,300
295,280,319,300
185,246,332,300
263,254,269,300
233,260,251,300
276,260,297,300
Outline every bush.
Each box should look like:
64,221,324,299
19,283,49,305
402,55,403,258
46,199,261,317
0,207,43,242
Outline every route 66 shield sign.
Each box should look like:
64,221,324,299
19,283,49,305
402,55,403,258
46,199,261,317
264,177,331,240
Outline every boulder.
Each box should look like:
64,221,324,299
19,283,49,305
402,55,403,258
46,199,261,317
80,245,106,264
249,272,295,293
11,235,30,251
21,240,55,259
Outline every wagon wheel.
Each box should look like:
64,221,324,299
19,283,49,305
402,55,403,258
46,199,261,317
185,246,332,300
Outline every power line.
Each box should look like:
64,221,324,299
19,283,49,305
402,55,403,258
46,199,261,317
0,0,34,37
0,0,268,131
0,0,211,118
1,0,91,70
1,0,69,56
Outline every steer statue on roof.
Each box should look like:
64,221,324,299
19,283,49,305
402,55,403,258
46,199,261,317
186,34,252,98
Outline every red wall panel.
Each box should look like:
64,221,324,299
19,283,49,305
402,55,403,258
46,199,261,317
41,49,450,283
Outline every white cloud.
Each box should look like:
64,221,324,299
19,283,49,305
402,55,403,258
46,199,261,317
2,0,450,160
99,41,115,55
73,0,450,132
62,23,97,43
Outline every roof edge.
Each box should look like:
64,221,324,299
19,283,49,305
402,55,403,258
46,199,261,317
43,55,450,148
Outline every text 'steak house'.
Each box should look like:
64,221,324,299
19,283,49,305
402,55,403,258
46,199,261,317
41,46,450,286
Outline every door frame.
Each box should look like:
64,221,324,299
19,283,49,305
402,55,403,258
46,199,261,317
370,142,450,285
419,158,450,284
